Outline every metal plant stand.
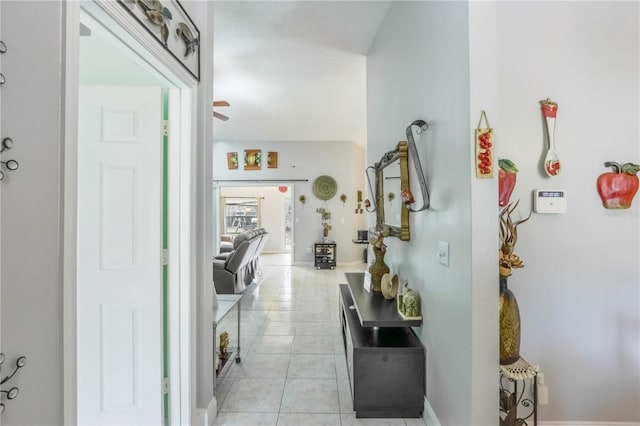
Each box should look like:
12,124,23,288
499,356,539,426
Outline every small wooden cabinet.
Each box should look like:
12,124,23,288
314,242,336,269
339,273,425,418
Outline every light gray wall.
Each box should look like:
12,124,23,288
371,1,640,424
495,1,639,422
213,141,367,264
367,2,498,425
0,1,65,424
180,0,217,416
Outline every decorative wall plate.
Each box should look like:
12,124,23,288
313,175,337,200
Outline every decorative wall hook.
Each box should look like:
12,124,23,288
365,166,377,212
0,353,27,415
405,120,430,212
0,138,19,181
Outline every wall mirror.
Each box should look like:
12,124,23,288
373,141,410,240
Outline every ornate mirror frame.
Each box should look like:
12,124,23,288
375,141,410,241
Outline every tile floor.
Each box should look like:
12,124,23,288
213,256,427,426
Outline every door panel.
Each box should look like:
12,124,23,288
77,85,163,426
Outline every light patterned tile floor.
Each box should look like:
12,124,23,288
213,261,426,426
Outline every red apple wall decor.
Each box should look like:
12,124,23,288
498,159,518,207
597,161,640,209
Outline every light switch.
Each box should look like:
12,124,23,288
438,241,449,266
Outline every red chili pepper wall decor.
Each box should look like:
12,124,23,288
597,161,640,209
475,111,493,178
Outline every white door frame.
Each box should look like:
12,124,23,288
63,2,198,424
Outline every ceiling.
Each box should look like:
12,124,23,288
212,1,392,146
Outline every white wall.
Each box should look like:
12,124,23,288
0,2,65,424
180,0,217,417
212,141,367,264
495,1,639,422
367,2,498,425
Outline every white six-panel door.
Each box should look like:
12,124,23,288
77,85,163,426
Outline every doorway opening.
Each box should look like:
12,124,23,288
218,186,293,266
68,5,194,425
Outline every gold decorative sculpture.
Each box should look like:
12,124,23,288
381,273,399,300
219,331,229,355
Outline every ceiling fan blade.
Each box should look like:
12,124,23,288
213,111,229,121
213,100,230,107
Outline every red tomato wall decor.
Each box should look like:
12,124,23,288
597,161,640,209
475,111,493,178
498,159,518,207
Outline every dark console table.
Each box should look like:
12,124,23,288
339,272,425,418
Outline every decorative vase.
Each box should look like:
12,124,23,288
368,245,389,292
499,276,521,365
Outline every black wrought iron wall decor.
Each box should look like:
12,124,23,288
0,40,6,86
0,138,19,181
0,353,27,415
405,119,430,212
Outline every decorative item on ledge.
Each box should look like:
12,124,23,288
316,206,332,241
396,284,421,320
596,161,639,209
368,232,389,292
0,353,27,415
380,273,398,300
499,200,531,365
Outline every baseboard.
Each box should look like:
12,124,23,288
539,422,640,426
423,397,441,426
205,397,217,426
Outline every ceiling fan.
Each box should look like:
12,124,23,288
213,100,230,121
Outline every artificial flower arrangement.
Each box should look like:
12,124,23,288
499,201,531,277
316,206,332,238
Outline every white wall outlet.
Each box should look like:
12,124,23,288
537,372,544,386
438,241,449,266
307,247,312,255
